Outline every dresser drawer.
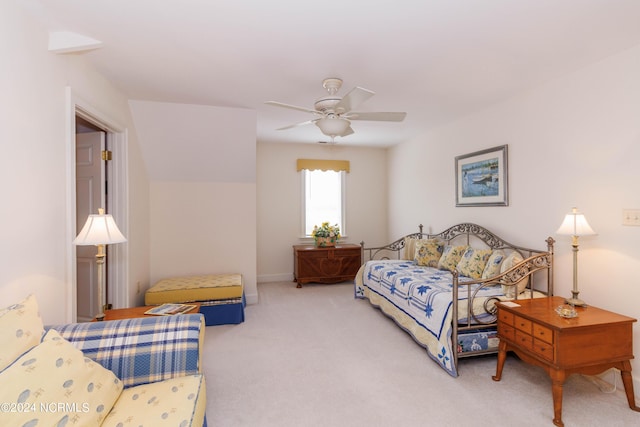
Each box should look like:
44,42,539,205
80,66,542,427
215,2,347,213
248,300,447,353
533,324,553,344
533,338,554,362
514,315,532,334
498,309,514,326
514,330,533,351
498,323,515,341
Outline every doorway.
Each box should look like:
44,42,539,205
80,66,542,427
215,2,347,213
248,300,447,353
75,117,107,321
67,87,129,323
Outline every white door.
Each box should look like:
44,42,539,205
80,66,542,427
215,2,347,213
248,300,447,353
76,131,105,322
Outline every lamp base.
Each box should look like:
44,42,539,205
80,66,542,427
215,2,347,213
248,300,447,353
565,296,587,307
95,312,105,322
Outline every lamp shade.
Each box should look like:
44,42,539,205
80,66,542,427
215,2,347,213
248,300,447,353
74,212,126,245
556,207,596,236
315,116,351,137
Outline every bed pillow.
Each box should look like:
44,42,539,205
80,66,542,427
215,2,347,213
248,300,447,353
414,239,444,267
0,329,123,426
482,249,506,279
403,237,416,260
456,248,493,279
500,251,529,296
437,245,469,272
0,294,44,372
404,237,431,260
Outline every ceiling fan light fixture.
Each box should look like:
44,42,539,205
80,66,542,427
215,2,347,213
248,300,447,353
316,116,350,138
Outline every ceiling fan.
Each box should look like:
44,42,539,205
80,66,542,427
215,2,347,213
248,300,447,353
265,78,406,141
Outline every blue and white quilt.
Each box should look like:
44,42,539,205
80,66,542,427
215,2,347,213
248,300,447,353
355,260,503,377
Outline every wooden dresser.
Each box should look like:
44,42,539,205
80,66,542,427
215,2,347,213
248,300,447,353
293,244,362,287
493,296,639,426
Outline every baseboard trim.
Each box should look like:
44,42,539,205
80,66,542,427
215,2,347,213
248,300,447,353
257,273,294,283
245,292,259,305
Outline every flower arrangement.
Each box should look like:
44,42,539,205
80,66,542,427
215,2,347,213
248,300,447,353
311,222,341,247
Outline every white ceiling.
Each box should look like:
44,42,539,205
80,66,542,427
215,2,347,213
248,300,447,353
23,0,640,147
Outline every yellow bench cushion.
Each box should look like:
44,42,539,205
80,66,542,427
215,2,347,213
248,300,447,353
145,274,243,305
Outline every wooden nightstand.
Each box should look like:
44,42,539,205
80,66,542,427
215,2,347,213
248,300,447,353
293,244,362,287
492,296,639,426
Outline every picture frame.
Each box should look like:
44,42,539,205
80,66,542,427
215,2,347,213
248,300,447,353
455,145,508,207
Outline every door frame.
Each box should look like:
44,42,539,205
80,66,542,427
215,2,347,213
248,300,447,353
65,86,129,323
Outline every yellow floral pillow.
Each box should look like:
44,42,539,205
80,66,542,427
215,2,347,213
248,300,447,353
403,237,431,260
481,249,506,279
414,240,444,267
0,329,123,426
0,294,43,371
457,248,493,279
437,245,469,272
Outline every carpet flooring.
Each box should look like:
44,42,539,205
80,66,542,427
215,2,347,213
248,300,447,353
203,281,639,426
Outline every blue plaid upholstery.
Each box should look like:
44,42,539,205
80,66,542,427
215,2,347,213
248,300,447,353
48,313,204,389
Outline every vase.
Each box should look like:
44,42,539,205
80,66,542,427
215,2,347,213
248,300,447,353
315,237,336,247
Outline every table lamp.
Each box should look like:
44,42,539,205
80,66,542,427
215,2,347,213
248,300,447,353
556,207,596,306
74,208,126,320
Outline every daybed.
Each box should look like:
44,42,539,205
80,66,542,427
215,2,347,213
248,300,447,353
355,223,554,377
0,295,207,426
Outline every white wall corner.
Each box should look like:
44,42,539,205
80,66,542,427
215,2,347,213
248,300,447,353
245,291,259,305
49,31,102,54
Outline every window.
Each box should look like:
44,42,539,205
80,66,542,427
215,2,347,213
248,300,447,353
302,169,346,237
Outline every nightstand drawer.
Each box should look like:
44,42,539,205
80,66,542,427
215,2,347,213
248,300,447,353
515,330,533,350
498,323,515,341
514,315,532,333
533,339,554,361
533,324,553,344
498,310,514,326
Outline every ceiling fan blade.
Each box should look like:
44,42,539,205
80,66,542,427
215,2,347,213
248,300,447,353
277,119,318,131
341,126,354,137
346,112,407,122
334,87,375,113
265,101,318,115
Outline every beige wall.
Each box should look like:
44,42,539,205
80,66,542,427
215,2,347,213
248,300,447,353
388,44,640,383
0,2,150,323
150,181,257,303
129,100,258,304
257,143,388,282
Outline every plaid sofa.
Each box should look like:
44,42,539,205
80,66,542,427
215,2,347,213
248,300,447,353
48,313,207,426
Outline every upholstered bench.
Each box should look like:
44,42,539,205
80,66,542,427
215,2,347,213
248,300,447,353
145,273,245,326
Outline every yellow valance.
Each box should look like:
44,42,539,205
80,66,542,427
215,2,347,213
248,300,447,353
296,159,350,173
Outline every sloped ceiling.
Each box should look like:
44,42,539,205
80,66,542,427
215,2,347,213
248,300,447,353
129,101,256,182
22,0,640,147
